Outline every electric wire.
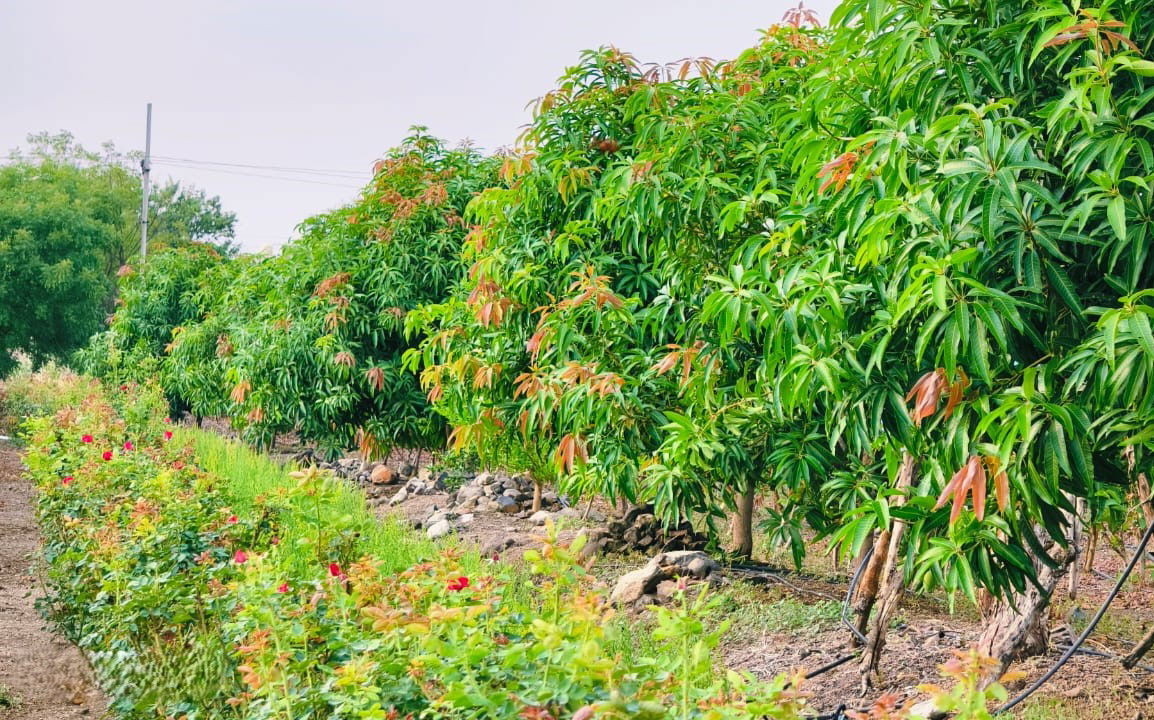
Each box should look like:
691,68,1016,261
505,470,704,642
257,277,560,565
149,160,364,189
149,155,367,178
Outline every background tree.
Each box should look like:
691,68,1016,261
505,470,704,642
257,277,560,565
0,160,116,374
0,131,236,373
129,130,497,457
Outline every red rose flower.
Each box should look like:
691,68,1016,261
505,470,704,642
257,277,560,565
227,514,238,524
270,536,280,545
102,450,113,461
164,430,173,440
123,441,134,451
234,550,248,564
62,476,73,486
172,461,185,470
82,434,93,443
276,583,289,593
328,562,342,578
447,576,469,592
163,417,171,424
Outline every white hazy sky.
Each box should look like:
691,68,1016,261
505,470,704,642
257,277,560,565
2,0,837,252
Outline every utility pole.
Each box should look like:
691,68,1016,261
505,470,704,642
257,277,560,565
140,102,152,260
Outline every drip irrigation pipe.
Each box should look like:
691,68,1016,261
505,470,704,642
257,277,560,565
840,544,874,647
804,652,859,679
995,518,1154,714
1053,644,1154,673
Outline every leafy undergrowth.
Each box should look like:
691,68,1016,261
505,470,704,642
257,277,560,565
0,683,18,709
15,369,1010,719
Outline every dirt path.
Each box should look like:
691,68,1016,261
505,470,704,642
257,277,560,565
0,443,105,719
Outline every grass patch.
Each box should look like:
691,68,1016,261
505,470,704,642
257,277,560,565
0,683,17,708
719,584,841,643
185,428,485,578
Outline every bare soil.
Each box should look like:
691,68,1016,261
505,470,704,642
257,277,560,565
0,443,105,720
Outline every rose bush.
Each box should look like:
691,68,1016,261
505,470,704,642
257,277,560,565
11,371,1006,719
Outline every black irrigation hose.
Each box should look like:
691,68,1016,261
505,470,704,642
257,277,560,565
841,544,874,647
781,544,874,692
1054,644,1154,673
804,652,861,681
995,518,1154,715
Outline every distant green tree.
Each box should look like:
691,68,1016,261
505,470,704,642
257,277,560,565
0,161,116,374
0,131,237,372
148,183,238,256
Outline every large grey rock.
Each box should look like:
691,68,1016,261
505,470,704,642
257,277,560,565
495,495,520,514
426,519,452,540
480,536,515,557
529,510,554,526
457,485,484,501
388,488,409,506
609,551,720,605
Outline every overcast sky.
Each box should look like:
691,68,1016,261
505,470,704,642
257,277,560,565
2,0,837,252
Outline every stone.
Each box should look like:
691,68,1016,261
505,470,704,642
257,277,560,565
609,551,720,605
502,488,520,499
399,462,417,477
655,580,680,602
457,485,484,501
476,471,496,486
529,510,554,526
558,507,582,519
427,519,452,540
458,513,475,525
370,465,396,485
495,496,520,514
389,488,409,506
480,536,515,557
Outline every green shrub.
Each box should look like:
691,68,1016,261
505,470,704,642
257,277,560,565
19,372,1009,719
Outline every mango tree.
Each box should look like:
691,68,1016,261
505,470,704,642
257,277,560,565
687,0,1154,682
164,130,496,458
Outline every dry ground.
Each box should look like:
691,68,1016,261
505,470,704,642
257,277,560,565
0,443,104,720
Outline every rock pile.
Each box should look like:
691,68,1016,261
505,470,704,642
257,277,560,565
411,471,570,540
386,468,452,506
610,550,722,607
588,504,708,555
447,471,564,515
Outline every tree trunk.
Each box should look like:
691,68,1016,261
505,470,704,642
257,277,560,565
732,478,756,559
851,530,885,647
1082,527,1098,573
530,476,543,513
975,529,1076,680
1067,496,1085,601
1127,448,1152,586
1122,625,1154,669
859,452,915,691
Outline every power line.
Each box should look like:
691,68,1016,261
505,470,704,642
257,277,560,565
150,160,364,189
150,155,368,179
